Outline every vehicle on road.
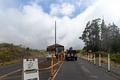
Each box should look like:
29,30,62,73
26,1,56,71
65,50,77,61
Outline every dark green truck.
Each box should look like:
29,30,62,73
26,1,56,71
65,50,77,61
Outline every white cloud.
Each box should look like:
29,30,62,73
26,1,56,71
60,3,75,16
0,0,120,50
85,0,120,25
76,1,81,7
50,2,75,16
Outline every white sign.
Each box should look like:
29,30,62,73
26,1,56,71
22,58,39,80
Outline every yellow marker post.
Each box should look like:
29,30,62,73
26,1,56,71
51,54,54,77
60,53,61,61
57,54,59,62
61,53,62,61
59,54,61,61
57,54,60,66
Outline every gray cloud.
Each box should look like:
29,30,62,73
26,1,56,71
0,0,120,50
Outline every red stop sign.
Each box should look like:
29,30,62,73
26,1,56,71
88,50,92,53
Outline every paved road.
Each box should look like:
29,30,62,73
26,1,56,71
54,58,120,80
0,62,22,77
0,57,46,80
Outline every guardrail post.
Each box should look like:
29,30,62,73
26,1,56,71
88,53,89,61
99,54,101,67
51,54,54,77
57,54,60,66
94,54,96,64
86,55,87,60
57,54,59,62
108,54,110,72
61,53,63,61
90,54,93,62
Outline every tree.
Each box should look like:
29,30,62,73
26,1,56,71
69,47,73,50
101,22,120,53
80,18,120,53
80,18,101,52
100,19,108,52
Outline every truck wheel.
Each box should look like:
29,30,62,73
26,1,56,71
66,58,68,61
75,58,77,61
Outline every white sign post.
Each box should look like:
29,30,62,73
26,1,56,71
22,58,39,80
90,54,93,62
88,53,90,61
99,54,101,67
108,54,110,71
94,54,96,64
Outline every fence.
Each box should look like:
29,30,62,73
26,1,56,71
82,53,110,71
22,52,64,80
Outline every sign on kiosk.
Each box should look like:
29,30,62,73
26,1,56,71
22,58,39,80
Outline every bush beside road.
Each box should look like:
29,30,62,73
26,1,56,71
0,43,46,67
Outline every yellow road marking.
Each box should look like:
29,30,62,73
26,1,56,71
0,59,59,79
48,61,64,80
38,59,47,63
40,61,62,71
3,75,21,79
0,69,22,79
0,59,46,79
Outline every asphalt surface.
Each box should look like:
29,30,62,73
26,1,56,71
0,62,22,77
1,57,120,80
54,58,120,80
0,57,47,80
95,61,120,76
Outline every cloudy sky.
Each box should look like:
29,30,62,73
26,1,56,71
0,0,120,50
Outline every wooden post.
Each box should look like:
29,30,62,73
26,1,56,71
51,54,54,76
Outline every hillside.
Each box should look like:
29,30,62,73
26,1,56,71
0,43,46,66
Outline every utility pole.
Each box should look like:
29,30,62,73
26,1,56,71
55,21,56,56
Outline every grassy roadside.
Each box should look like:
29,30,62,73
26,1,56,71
0,51,46,67
96,57,120,67
78,53,120,67
0,43,47,67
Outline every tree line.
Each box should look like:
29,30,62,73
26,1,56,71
80,18,120,53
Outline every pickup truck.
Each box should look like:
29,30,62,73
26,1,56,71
65,50,77,61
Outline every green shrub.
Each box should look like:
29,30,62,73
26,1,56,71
81,50,88,55
76,49,84,53
111,53,120,63
0,52,9,62
95,51,107,57
0,43,46,64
